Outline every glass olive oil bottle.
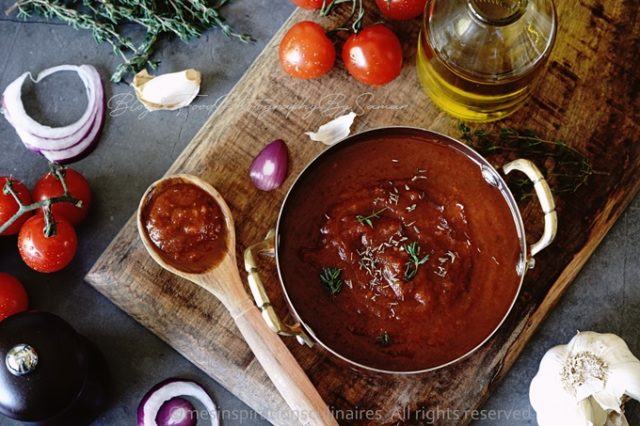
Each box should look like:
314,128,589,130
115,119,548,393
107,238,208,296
417,0,557,122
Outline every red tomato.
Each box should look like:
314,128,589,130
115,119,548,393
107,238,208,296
32,168,91,225
342,24,403,86
375,0,427,20
18,216,77,273
279,21,336,79
0,177,32,236
291,0,332,9
0,273,28,321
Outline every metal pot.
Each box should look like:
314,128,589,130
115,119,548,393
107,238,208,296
244,127,557,374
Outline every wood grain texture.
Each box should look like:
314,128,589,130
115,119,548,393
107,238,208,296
86,1,640,425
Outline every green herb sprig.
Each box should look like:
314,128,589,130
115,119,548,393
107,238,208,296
8,0,253,82
355,207,388,228
376,331,392,346
403,242,429,281
458,122,600,201
319,267,343,295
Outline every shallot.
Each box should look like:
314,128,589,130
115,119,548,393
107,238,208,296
250,139,289,191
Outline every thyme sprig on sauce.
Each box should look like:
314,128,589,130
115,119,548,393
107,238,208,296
319,267,343,295
458,122,600,201
403,242,429,281
355,207,388,228
376,331,392,347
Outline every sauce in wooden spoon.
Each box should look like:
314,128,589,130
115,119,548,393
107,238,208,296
141,182,226,273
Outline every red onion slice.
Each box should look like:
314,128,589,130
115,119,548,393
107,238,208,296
1,65,99,139
39,100,104,163
155,397,196,426
137,379,219,426
0,64,105,162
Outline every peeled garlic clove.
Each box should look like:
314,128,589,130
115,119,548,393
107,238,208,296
133,69,201,111
305,111,356,146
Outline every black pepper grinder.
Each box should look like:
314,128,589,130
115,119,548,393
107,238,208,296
0,311,109,425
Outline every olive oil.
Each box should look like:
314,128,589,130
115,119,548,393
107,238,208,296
417,0,557,122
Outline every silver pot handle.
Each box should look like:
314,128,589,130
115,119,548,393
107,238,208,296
503,159,557,260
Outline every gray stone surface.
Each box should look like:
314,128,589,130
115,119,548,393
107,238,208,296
0,2,638,425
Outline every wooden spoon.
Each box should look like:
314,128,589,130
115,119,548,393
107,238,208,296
137,174,336,426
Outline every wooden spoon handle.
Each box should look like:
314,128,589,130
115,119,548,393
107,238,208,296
229,297,337,426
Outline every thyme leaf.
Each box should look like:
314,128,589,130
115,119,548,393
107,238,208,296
319,267,343,295
355,207,388,228
403,242,429,281
376,331,392,346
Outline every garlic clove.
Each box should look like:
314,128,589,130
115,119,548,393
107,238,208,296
579,396,608,426
608,362,640,401
571,333,636,367
133,69,201,111
597,335,640,366
592,389,622,413
531,348,585,426
536,400,591,426
575,376,607,402
305,111,357,146
606,411,629,426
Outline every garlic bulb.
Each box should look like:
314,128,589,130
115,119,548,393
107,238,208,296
132,69,201,111
530,331,640,426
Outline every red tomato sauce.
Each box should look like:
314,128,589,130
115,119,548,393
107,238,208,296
278,133,522,371
142,182,227,273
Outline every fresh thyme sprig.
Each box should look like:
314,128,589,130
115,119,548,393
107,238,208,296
8,0,253,82
376,331,392,346
403,241,429,281
355,207,388,228
459,122,600,201
319,266,343,295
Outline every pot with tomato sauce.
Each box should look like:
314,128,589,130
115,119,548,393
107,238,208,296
246,127,557,373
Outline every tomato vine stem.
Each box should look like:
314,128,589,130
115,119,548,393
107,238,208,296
324,0,365,35
0,165,81,237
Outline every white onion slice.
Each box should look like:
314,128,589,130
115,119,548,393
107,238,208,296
0,64,104,163
137,379,219,426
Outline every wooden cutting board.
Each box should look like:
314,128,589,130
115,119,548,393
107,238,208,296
86,1,640,425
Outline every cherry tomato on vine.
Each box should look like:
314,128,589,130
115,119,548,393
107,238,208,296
0,177,33,236
0,273,28,321
342,24,403,86
18,216,77,273
291,0,332,9
375,0,427,20
32,168,91,226
279,21,336,79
